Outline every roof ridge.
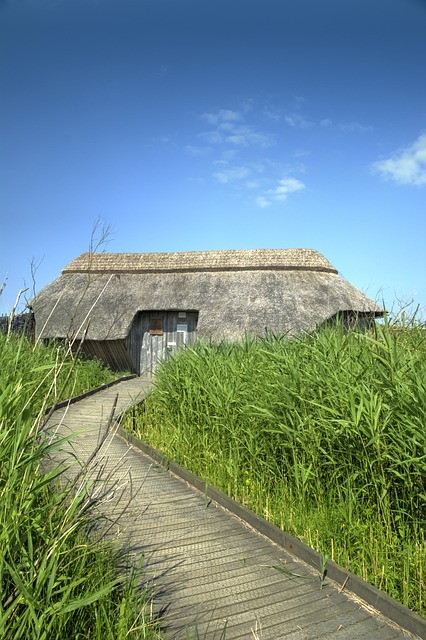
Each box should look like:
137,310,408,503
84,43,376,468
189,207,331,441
62,248,338,274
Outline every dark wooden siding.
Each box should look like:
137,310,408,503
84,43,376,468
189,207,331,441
0,312,35,339
77,339,134,372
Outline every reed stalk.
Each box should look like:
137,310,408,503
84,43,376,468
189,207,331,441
126,317,426,617
0,331,160,639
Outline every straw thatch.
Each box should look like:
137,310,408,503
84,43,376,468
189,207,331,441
63,248,338,274
31,248,382,371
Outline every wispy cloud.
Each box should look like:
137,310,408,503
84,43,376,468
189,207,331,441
199,130,224,145
212,161,251,184
256,196,271,208
201,109,241,125
284,113,314,128
263,107,281,122
264,105,371,134
198,108,274,148
150,135,171,145
228,126,273,147
187,104,306,205
371,134,426,187
156,65,169,76
262,102,314,128
256,177,305,207
339,121,373,133
184,144,212,156
245,179,265,189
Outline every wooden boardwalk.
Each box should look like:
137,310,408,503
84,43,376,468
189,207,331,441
43,378,424,640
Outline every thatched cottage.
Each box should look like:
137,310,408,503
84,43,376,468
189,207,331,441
30,248,382,374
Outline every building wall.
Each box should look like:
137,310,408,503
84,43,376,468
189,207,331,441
126,310,199,374
76,339,134,373
0,312,35,339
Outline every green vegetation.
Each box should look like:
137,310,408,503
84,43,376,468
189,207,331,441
0,332,160,639
125,318,426,617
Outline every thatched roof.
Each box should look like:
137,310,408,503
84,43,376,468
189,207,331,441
31,248,382,341
63,249,338,274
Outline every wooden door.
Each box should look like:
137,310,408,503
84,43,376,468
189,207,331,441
138,311,198,375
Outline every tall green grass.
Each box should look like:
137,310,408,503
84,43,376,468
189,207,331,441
0,332,160,639
125,319,426,617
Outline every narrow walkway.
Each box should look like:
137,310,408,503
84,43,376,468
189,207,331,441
43,378,422,640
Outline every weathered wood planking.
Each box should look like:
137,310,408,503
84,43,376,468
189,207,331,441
43,379,424,640
126,310,198,374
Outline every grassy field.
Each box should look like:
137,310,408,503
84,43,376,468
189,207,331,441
125,318,426,618
0,332,161,639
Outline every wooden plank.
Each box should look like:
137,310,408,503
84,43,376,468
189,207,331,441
43,378,424,640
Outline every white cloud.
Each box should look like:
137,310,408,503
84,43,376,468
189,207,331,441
339,121,373,133
320,118,333,127
226,134,247,145
218,121,235,132
293,95,306,107
199,130,225,144
249,161,266,173
211,160,269,189
254,176,306,207
284,113,314,128
293,149,311,159
227,126,274,147
244,179,263,189
152,136,170,144
212,162,251,184
263,107,281,122
222,149,239,161
187,176,206,184
191,105,306,204
256,196,272,208
372,134,426,187
198,108,274,148
266,177,305,201
184,145,212,156
201,109,241,125
156,65,168,76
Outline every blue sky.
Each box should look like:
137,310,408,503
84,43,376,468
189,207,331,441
1,0,425,318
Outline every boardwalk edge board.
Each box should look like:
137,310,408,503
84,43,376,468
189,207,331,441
43,374,137,414
119,428,426,640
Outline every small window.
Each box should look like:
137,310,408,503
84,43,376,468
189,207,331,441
150,318,163,335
